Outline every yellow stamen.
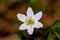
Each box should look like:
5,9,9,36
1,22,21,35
26,17,34,26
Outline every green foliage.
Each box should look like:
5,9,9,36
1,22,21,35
54,31,60,39
29,0,40,8
40,7,48,13
47,31,52,40
41,20,60,40
51,20,60,29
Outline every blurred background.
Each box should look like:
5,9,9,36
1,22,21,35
0,0,60,40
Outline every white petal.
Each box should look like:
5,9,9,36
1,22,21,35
17,13,26,22
27,27,34,35
34,11,42,21
19,23,28,30
27,7,34,17
33,22,43,29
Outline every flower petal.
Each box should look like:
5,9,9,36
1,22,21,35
33,22,43,29
17,13,26,22
27,7,34,17
34,11,42,21
19,23,28,30
27,27,34,35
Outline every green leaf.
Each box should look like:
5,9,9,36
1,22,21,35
47,31,52,40
55,29,60,34
51,20,60,29
54,31,60,39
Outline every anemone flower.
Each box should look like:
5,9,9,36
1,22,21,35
17,7,43,35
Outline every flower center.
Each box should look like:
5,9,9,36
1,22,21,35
26,17,34,26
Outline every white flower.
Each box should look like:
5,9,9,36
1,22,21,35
17,7,43,35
